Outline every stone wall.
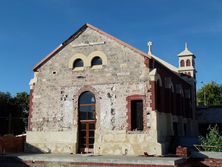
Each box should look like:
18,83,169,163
27,25,197,155
27,27,160,155
30,27,149,131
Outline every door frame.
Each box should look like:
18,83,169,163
77,91,96,154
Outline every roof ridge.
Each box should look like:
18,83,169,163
150,54,178,72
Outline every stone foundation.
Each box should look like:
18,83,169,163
94,130,162,155
26,129,163,155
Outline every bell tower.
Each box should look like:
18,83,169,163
178,43,196,79
178,43,197,135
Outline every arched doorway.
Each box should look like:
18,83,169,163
78,91,96,153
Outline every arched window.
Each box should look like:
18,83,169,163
79,91,96,120
186,59,191,66
78,91,96,152
187,72,191,76
91,56,102,66
73,59,83,68
79,91,95,105
180,60,185,67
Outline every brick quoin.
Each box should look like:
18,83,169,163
28,89,33,131
150,81,156,111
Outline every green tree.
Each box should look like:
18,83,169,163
0,91,29,135
200,125,222,152
15,92,29,112
15,92,29,131
197,81,222,106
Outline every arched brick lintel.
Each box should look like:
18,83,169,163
73,85,100,129
74,85,99,102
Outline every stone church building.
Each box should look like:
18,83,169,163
26,23,198,155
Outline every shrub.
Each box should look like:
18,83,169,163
199,125,222,152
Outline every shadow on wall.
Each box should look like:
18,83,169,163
0,141,44,167
0,135,44,154
185,158,211,167
24,142,44,153
156,112,176,155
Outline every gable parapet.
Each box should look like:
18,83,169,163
29,72,38,90
149,68,162,86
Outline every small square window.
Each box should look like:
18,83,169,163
131,100,143,131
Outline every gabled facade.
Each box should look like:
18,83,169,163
26,24,198,155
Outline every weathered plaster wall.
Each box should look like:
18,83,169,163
27,26,197,155
27,27,159,155
94,109,161,155
31,28,149,131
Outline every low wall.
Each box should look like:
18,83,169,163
0,135,26,153
26,130,162,155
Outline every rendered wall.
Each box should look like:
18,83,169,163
26,131,76,153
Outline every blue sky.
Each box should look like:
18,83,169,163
0,0,222,95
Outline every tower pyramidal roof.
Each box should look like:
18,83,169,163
178,42,195,57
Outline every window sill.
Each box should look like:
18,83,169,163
91,65,103,70
72,67,84,71
127,130,145,134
